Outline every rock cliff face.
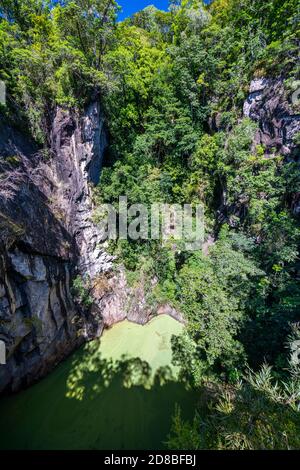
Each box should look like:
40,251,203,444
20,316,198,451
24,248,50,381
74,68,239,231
217,77,300,226
98,269,184,327
49,102,113,279
0,101,112,393
244,78,300,215
243,78,300,160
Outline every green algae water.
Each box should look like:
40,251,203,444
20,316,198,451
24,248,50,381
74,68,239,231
0,315,197,450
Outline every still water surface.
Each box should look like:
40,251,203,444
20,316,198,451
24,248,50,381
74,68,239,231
0,315,197,449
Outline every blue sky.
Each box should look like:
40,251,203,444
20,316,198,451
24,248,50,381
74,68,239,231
118,1,169,21
118,1,210,21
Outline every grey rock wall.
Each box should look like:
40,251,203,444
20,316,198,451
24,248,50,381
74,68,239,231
0,100,113,393
0,250,80,392
49,101,113,278
243,78,300,160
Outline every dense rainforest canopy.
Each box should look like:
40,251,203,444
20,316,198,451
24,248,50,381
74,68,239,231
0,0,300,449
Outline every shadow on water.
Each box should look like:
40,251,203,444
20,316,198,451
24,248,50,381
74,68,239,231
0,340,198,450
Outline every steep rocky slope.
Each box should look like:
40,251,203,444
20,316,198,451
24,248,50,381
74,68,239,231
244,78,300,160
0,101,112,393
216,77,300,227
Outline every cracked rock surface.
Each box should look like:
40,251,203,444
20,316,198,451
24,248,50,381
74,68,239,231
0,101,112,393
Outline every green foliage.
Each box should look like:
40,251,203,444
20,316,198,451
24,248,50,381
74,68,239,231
0,0,118,140
168,365,300,450
171,233,264,380
168,328,300,450
72,275,93,308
